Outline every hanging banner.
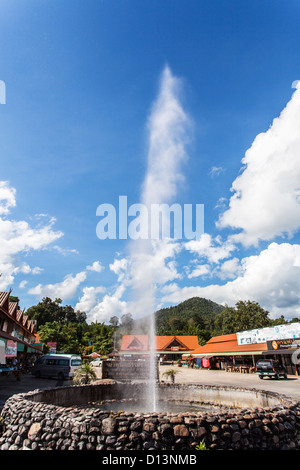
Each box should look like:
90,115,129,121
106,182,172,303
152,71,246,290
0,338,6,363
5,340,17,357
47,342,57,353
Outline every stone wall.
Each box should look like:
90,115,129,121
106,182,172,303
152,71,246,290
0,383,299,450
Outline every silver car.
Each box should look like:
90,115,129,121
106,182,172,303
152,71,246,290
32,354,82,380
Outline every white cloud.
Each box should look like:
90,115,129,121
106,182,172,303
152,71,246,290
31,266,43,275
217,257,241,280
0,181,16,216
209,166,225,177
85,285,128,323
185,233,236,264
163,242,300,318
86,261,104,273
74,285,106,314
215,197,228,210
0,218,63,264
218,83,300,246
28,270,87,301
187,264,210,279
109,257,128,281
19,280,28,289
0,182,63,289
53,245,79,255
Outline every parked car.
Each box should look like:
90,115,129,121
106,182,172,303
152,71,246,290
255,359,287,379
90,358,102,367
32,354,82,380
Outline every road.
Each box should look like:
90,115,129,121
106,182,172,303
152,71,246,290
0,372,70,410
159,365,300,400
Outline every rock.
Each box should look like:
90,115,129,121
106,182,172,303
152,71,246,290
232,431,241,443
101,418,117,435
174,425,189,437
1,383,299,451
211,425,219,433
28,422,41,440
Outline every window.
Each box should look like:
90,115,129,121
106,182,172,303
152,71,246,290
71,359,82,366
58,359,69,366
46,359,56,365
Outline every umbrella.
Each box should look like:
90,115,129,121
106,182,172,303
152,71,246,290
108,350,119,357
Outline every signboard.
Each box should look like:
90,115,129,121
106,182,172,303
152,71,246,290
102,359,158,381
0,339,6,363
5,340,17,357
237,323,300,345
267,338,300,350
47,342,57,354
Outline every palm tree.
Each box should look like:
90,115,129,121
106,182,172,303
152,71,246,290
73,363,97,385
162,368,180,384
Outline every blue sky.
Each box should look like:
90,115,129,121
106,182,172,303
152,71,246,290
1,0,300,322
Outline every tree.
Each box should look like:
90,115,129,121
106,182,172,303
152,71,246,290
38,322,83,354
109,316,119,328
120,313,134,334
162,368,180,384
169,317,185,333
81,322,115,355
73,363,97,385
213,301,271,335
26,297,87,328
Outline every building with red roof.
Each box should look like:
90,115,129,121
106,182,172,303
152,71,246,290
0,291,42,367
119,335,200,361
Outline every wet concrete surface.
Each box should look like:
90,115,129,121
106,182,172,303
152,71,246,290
0,372,70,410
158,365,300,400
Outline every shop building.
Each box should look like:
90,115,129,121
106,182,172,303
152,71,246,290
192,333,268,372
119,335,200,362
0,291,41,372
192,323,300,375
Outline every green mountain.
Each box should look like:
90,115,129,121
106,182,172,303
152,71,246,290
154,297,224,336
131,297,225,344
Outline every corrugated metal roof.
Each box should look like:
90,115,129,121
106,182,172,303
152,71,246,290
0,291,36,337
8,302,18,317
192,333,268,356
0,291,10,309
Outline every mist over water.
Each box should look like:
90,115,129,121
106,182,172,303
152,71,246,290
128,66,191,411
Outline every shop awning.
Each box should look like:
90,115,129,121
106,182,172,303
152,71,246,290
262,349,297,356
192,351,265,357
0,331,42,354
192,333,268,357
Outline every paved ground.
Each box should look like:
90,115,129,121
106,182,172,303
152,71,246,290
159,365,300,400
0,366,299,411
0,373,70,410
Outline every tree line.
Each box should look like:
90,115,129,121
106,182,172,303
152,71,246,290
26,297,136,355
25,296,299,355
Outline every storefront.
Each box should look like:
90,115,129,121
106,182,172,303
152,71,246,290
192,327,300,375
0,331,42,373
262,338,300,375
118,335,200,362
191,333,268,372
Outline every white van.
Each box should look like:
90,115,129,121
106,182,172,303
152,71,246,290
32,354,82,380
